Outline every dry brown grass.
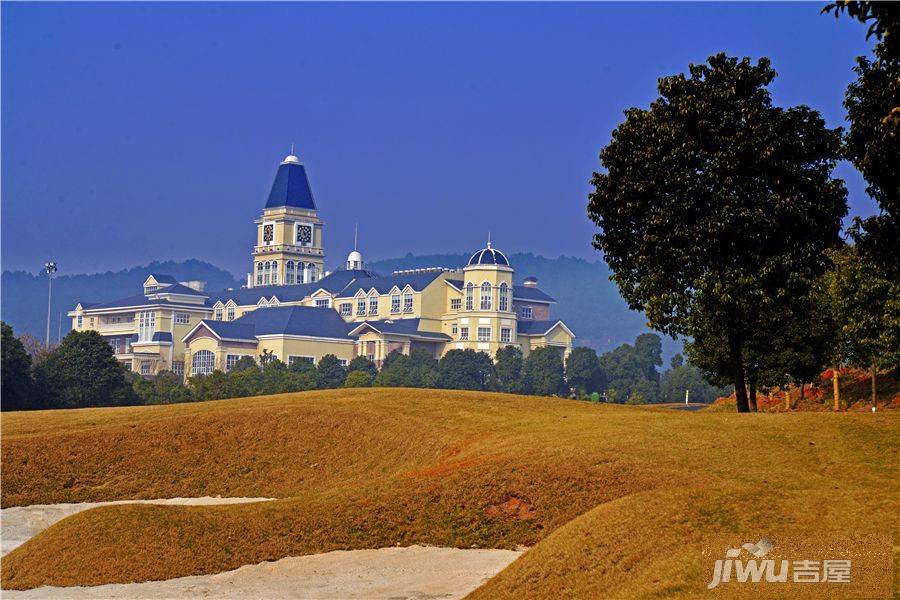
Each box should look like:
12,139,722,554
1,388,897,597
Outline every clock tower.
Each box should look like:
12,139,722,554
249,150,326,288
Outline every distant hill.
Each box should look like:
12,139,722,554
1,254,680,356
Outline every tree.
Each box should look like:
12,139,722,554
374,351,420,387
588,53,846,412
493,346,525,393
344,370,373,388
670,353,685,369
347,356,377,378
565,347,603,397
437,349,494,391
822,244,900,406
823,2,900,57
230,356,258,372
597,336,662,403
660,360,731,404
35,330,136,408
316,354,347,389
1,322,34,410
131,371,193,405
523,347,565,397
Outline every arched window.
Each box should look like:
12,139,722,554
499,282,509,312
264,262,271,285
271,261,278,285
465,282,474,310
285,261,295,285
191,350,215,376
308,263,318,282
256,262,263,286
480,282,492,310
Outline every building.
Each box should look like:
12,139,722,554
69,151,575,378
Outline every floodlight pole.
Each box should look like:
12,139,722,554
44,261,58,349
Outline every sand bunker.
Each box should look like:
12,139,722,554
2,545,522,599
1,499,523,599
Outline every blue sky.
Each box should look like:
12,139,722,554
2,2,876,277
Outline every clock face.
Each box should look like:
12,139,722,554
297,225,312,245
263,224,274,242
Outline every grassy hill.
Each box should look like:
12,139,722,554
1,389,896,596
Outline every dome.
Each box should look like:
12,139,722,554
347,250,362,263
281,154,301,165
467,242,510,267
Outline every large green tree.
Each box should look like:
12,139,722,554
316,354,348,389
493,346,525,393
1,322,34,410
35,330,136,408
588,53,847,412
437,349,494,391
523,347,566,397
564,346,604,397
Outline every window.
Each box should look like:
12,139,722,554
296,224,312,246
477,327,491,342
459,326,469,341
225,354,242,371
174,312,190,325
144,285,158,294
109,338,125,354
450,298,461,311
369,295,378,315
271,261,278,285
256,262,263,286
191,350,215,376
403,292,413,313
465,283,474,310
357,297,366,316
501,328,511,343
521,306,533,319
89,317,95,327
391,294,401,313
138,311,156,341
289,355,315,366
285,261,295,285
308,263,318,282
499,282,509,312
77,315,83,328
140,361,151,376
227,306,235,321
264,262,271,285
214,308,223,321
171,361,184,376
340,302,352,317
480,282,492,310
452,324,458,336
315,298,330,308
339,359,348,367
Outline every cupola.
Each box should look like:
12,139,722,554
466,241,510,267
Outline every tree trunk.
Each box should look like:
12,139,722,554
729,336,750,413
784,387,792,411
832,367,841,411
800,383,805,401
749,383,758,412
871,365,878,407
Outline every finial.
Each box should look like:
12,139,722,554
354,223,359,251
290,142,295,155
487,231,492,249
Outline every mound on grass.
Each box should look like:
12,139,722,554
1,388,897,596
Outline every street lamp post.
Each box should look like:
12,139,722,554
44,261,57,349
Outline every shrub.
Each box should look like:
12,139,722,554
344,370,373,388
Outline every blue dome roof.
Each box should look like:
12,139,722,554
467,244,510,267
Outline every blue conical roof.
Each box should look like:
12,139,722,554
265,155,317,210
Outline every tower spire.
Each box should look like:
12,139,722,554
354,223,358,251
487,231,492,249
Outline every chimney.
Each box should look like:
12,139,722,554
523,276,538,288
180,280,206,292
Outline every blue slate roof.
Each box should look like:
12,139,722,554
350,318,451,341
150,332,173,343
513,285,555,303
316,269,379,293
517,319,569,336
89,292,178,310
197,306,355,342
266,162,317,210
148,273,178,284
206,283,317,306
341,271,444,297
157,283,207,297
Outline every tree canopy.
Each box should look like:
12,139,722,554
588,53,847,412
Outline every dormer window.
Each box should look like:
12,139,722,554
356,297,366,316
144,285,158,294
391,294,401,313
403,292,413,313
368,294,378,315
